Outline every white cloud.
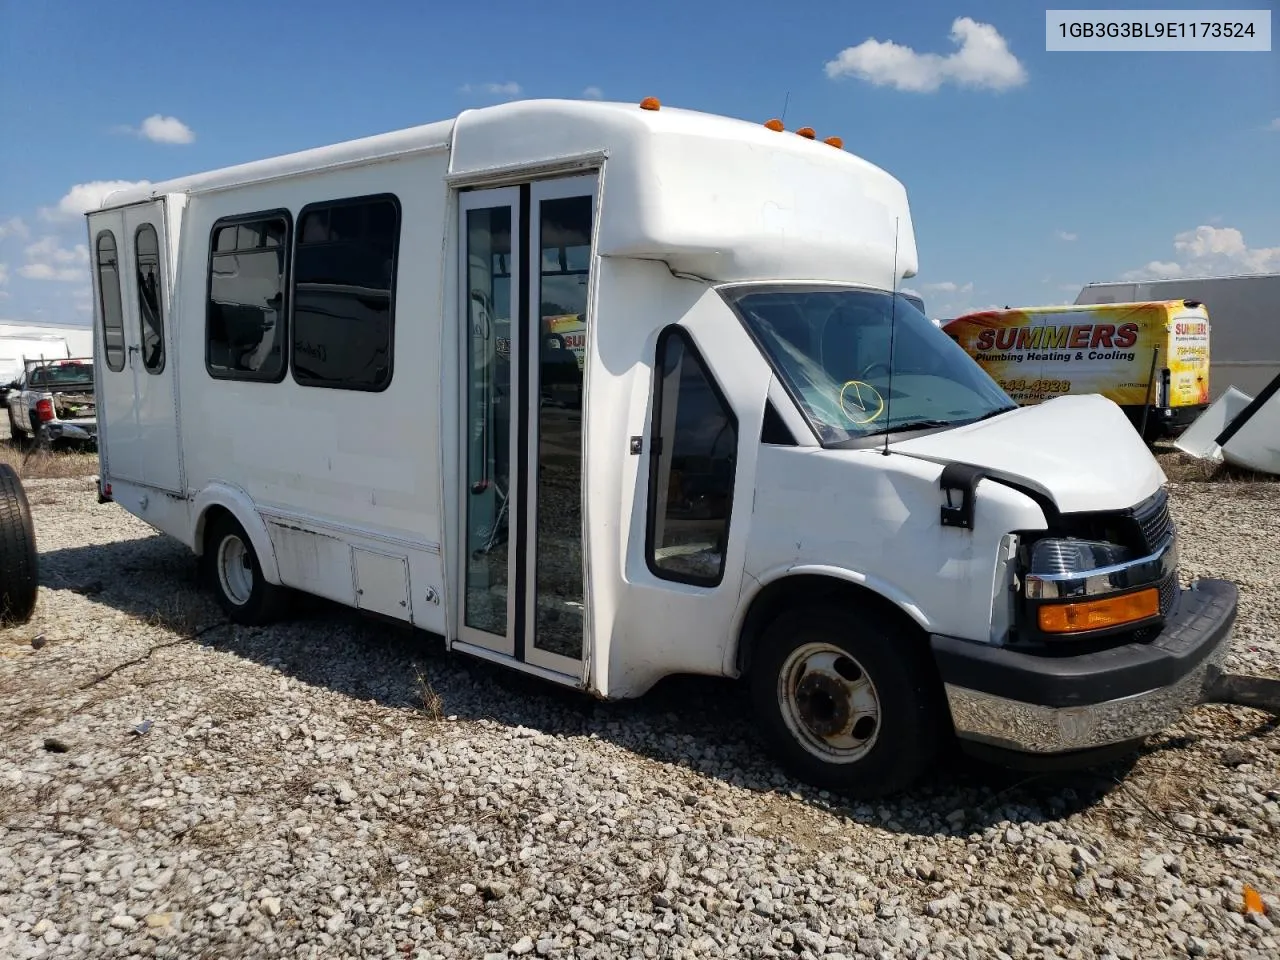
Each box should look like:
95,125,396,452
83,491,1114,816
1269,118,1280,131
900,286,922,298
1120,225,1280,281
1122,261,1182,281
0,217,29,241
19,236,89,282
825,17,1027,93
139,114,195,144
460,81,523,98
923,280,974,294
39,179,152,220
1054,230,1077,242
581,86,604,100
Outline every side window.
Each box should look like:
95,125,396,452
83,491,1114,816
291,194,400,391
645,327,738,586
206,211,290,381
134,223,165,374
96,231,126,372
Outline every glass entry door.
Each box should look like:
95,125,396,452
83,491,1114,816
457,175,597,678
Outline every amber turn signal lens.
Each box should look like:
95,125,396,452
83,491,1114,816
824,136,844,148
764,118,784,131
639,96,661,111
796,126,816,139
1038,589,1160,634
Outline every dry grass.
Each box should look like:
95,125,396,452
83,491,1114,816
0,440,99,480
1153,445,1279,485
414,665,445,720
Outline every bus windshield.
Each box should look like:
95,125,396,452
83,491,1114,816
722,284,1015,446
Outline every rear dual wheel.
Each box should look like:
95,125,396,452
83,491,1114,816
750,604,943,797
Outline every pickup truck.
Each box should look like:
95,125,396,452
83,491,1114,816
5,358,97,448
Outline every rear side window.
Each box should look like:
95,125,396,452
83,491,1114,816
134,223,165,374
291,194,400,391
206,212,291,381
95,231,126,372
645,326,738,586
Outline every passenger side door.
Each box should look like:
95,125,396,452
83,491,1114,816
120,202,182,492
90,211,141,478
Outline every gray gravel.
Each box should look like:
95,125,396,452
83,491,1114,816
1,476,1277,960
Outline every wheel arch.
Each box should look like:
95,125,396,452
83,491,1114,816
732,567,932,678
190,483,282,585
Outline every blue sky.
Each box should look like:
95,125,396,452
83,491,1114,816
1,0,1276,323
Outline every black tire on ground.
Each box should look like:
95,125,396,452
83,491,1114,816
0,462,39,625
6,407,26,447
203,512,286,625
748,603,943,798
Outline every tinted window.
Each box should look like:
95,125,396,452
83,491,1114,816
96,231,126,372
135,223,165,373
206,211,291,381
291,195,400,390
30,362,94,389
646,327,737,586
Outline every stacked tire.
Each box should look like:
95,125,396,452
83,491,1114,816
0,463,38,625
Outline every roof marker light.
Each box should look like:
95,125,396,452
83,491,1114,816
639,97,661,111
824,136,844,149
796,127,816,139
764,118,784,132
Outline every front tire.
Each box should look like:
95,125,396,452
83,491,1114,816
204,513,285,625
749,603,942,797
0,462,39,625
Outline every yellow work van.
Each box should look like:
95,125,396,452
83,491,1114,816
943,300,1211,439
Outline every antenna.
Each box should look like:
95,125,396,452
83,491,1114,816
780,91,791,126
882,218,900,457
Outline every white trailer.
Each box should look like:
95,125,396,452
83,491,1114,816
1075,272,1280,400
86,98,1237,796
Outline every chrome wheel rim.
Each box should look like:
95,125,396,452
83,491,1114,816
777,642,882,763
216,534,253,606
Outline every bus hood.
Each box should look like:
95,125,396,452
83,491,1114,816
891,394,1164,514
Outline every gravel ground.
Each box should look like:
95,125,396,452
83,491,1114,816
1,477,1277,960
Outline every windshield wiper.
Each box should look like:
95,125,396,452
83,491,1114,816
862,418,953,437
968,405,1019,423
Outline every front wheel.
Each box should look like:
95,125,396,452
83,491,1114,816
749,604,943,797
204,514,285,625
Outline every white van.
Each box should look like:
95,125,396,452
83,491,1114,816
86,98,1238,796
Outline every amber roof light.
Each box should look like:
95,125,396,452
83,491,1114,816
824,136,844,149
639,97,661,111
764,118,784,131
796,127,816,139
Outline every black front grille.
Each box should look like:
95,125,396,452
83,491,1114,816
1159,572,1177,615
1132,488,1174,553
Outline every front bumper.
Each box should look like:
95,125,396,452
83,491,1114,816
931,578,1237,758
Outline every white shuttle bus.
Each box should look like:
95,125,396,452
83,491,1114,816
86,98,1238,795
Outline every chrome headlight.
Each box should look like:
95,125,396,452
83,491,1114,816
1028,538,1133,577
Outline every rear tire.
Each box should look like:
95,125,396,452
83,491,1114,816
204,513,285,625
7,408,26,447
0,462,39,625
749,603,942,798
